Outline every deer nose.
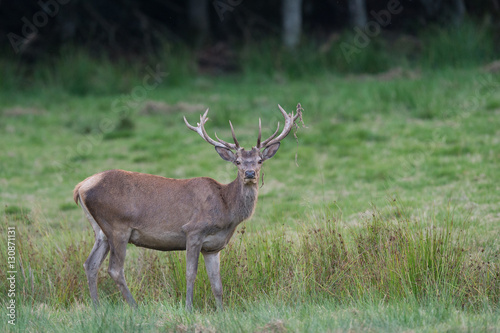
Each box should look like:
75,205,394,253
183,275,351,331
245,170,256,179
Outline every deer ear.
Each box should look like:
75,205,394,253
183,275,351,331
262,142,280,161
215,146,236,162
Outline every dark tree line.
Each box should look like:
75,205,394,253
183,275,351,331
0,0,498,57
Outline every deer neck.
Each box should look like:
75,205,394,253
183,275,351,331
224,174,259,223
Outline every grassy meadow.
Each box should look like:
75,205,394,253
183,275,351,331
1,28,500,331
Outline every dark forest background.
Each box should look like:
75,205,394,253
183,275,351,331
2,0,499,59
1,0,499,95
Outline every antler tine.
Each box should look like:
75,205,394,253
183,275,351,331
229,121,240,148
213,120,240,150
184,109,228,148
257,118,262,148
258,121,280,148
257,104,302,149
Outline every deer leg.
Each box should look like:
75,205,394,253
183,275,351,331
84,231,109,306
81,198,110,306
202,251,223,310
107,232,137,308
185,236,203,311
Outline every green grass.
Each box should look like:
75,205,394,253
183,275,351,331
1,33,500,330
1,204,499,331
8,298,500,332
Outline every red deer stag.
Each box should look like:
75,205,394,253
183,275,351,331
73,103,303,310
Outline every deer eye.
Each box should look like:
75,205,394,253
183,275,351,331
235,161,241,165
258,159,263,164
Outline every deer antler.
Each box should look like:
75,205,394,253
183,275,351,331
214,120,240,150
184,109,240,150
256,103,303,149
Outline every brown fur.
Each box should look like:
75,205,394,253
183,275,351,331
74,169,258,252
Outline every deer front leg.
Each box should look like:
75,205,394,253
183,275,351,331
202,251,223,310
185,235,203,311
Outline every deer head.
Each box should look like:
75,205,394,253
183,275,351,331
184,104,303,185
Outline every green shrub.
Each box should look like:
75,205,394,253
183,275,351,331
419,20,496,69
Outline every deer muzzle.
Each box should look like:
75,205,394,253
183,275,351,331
244,170,257,184
244,170,256,179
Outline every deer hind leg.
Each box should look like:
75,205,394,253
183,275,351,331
84,229,109,306
185,235,203,311
81,198,110,306
107,231,138,308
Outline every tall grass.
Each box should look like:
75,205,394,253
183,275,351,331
2,201,498,311
241,19,497,78
1,20,497,96
0,42,195,96
418,20,496,69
